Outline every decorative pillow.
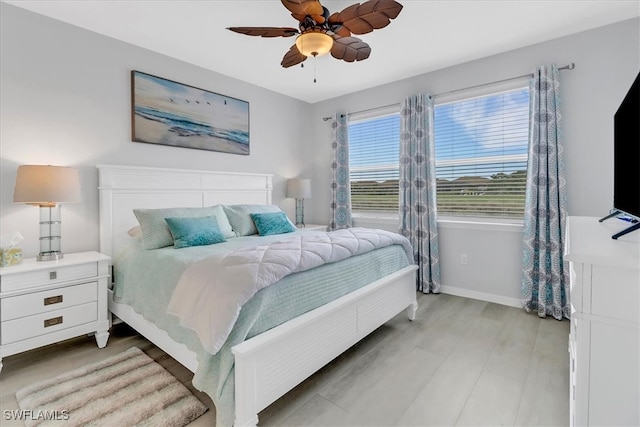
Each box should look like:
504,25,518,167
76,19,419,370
133,205,234,249
165,216,226,249
127,225,143,240
223,204,293,236
250,212,297,236
207,205,235,239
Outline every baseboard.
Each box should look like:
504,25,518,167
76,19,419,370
439,285,522,308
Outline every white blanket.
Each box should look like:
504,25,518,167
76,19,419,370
167,228,413,354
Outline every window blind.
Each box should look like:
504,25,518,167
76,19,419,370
434,87,529,218
348,113,400,211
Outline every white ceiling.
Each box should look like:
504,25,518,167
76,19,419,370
5,0,640,103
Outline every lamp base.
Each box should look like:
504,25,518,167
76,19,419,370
37,251,64,262
295,198,306,228
37,204,63,262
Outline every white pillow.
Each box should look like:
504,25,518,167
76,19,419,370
127,225,143,240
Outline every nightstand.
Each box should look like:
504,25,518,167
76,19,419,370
0,251,111,373
297,224,327,231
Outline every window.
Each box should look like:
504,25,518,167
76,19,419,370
434,88,529,219
348,113,400,212
348,87,530,219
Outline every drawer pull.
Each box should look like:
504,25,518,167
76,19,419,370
44,295,63,306
49,271,57,280
44,316,63,328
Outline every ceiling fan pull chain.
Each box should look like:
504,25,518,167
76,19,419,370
313,54,317,83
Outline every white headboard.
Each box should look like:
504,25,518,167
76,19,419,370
97,164,273,258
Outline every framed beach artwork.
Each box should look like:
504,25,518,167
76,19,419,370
131,70,250,155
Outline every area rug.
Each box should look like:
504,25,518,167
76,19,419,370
15,347,207,427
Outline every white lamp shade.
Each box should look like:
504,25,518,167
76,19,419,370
14,165,81,205
287,178,312,199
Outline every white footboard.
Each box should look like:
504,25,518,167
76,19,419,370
109,264,417,426
232,265,418,427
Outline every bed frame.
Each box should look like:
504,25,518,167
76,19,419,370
98,164,418,426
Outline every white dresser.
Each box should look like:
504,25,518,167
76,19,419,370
565,216,639,427
0,251,111,372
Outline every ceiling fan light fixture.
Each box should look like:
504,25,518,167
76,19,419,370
296,31,333,57
228,0,403,68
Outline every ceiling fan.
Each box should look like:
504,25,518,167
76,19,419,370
227,0,403,68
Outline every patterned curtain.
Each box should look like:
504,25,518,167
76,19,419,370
522,64,570,320
399,94,441,293
329,112,352,230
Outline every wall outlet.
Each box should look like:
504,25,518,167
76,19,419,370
460,253,468,265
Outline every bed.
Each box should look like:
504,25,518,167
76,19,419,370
98,164,418,426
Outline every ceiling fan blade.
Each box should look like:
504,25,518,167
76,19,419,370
281,44,308,68
330,35,371,62
227,27,299,38
329,0,403,35
329,23,352,37
281,0,326,23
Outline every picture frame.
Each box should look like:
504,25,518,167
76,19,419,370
131,70,250,155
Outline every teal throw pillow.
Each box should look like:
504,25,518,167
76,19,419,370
165,216,226,249
250,212,296,236
134,205,234,249
223,204,286,236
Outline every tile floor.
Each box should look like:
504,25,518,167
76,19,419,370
0,293,570,426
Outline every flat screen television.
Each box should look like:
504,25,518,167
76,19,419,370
600,71,640,239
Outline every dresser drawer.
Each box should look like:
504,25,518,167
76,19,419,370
1,302,98,345
1,282,97,321
1,262,98,293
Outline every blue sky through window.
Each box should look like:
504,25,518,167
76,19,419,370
349,87,529,181
349,114,400,166
435,88,529,163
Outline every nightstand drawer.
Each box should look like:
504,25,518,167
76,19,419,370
1,302,98,345
1,262,98,293
1,282,97,321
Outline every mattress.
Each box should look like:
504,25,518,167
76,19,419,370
113,229,411,426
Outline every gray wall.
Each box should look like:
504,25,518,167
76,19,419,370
0,3,312,258
2,3,638,306
308,18,640,305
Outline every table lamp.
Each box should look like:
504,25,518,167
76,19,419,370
286,178,311,227
13,165,81,261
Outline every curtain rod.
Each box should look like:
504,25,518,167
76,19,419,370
322,62,575,121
